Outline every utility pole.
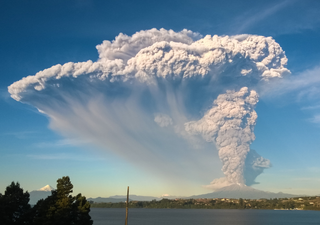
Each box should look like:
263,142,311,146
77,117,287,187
125,186,129,225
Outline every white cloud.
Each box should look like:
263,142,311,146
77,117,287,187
234,0,292,34
260,65,320,124
1,130,38,139
231,0,320,36
27,153,102,161
301,104,320,111
309,115,320,124
261,66,320,98
154,114,173,127
35,138,91,148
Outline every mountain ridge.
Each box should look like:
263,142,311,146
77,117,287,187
189,184,299,199
88,185,301,203
29,184,304,205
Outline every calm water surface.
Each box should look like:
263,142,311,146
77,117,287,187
90,208,320,225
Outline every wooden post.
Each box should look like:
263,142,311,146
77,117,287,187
125,186,129,225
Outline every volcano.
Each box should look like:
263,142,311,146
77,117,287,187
29,185,55,205
189,184,298,199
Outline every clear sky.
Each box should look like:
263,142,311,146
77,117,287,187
1,0,320,198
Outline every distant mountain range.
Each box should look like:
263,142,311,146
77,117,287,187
189,184,299,199
30,184,303,205
88,184,300,203
110,195,161,201
88,195,161,203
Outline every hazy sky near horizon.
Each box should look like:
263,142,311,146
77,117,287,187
1,0,320,198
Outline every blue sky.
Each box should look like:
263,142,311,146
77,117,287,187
1,0,320,198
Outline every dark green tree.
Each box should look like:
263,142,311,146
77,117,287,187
0,182,32,225
72,193,94,225
32,176,92,225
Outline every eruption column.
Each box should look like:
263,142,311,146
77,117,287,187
185,87,259,185
8,29,288,187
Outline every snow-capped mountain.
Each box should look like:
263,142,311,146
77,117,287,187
29,185,55,205
38,185,55,191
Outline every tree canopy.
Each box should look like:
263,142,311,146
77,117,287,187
33,176,93,225
0,182,32,225
0,176,92,225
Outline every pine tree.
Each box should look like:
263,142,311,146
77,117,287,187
0,182,32,225
32,176,93,225
72,193,93,225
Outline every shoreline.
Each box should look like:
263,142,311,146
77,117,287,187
90,196,320,211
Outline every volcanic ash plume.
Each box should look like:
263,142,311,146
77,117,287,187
8,28,287,187
185,87,270,187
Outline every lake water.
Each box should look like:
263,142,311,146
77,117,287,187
90,208,320,225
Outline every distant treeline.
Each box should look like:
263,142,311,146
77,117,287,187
91,197,320,210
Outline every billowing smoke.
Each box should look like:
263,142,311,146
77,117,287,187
8,28,289,188
186,87,271,188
